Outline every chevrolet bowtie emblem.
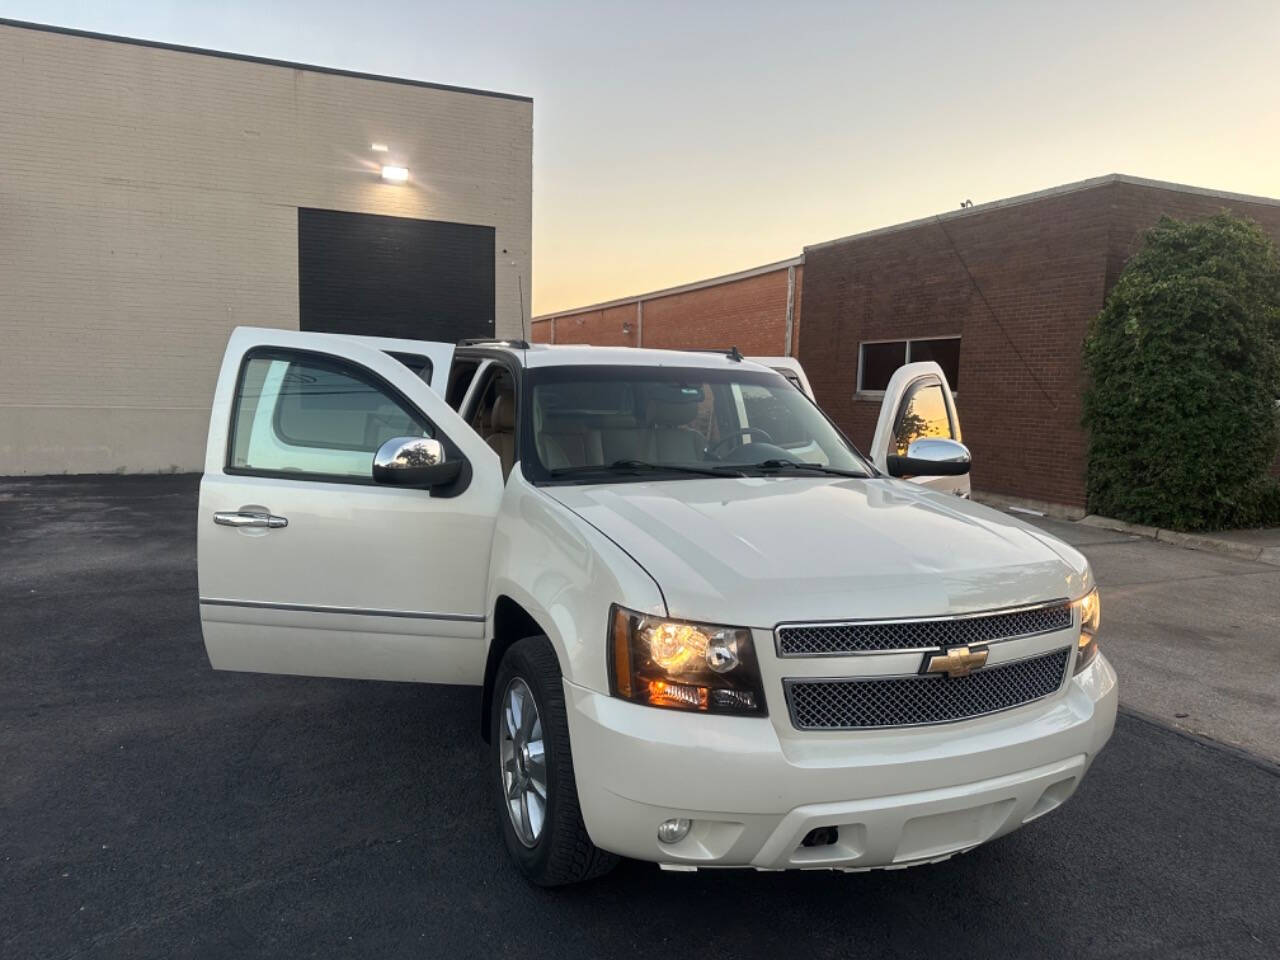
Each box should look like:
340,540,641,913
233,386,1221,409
923,644,989,678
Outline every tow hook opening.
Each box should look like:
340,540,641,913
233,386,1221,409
801,826,840,848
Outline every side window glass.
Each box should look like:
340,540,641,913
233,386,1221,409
892,380,952,456
446,361,480,410
229,352,432,481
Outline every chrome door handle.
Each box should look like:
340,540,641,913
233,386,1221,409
213,511,288,529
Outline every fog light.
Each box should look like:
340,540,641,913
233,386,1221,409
657,818,692,844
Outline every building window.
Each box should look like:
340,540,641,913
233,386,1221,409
857,336,961,394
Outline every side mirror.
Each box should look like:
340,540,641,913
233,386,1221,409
886,437,971,477
372,436,462,488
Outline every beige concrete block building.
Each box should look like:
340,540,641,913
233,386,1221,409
0,19,532,474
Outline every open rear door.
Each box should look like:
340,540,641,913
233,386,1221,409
869,361,969,497
748,356,815,401
197,327,503,684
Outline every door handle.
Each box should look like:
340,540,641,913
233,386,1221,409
213,511,288,529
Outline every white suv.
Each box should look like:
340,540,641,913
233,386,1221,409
198,328,1116,885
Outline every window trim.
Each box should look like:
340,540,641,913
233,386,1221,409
855,335,961,397
223,345,470,494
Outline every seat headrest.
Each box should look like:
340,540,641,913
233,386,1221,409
490,393,515,431
647,398,697,427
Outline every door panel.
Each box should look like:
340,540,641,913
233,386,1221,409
198,327,503,684
869,361,969,497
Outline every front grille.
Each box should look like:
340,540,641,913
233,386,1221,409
784,648,1071,730
776,601,1072,656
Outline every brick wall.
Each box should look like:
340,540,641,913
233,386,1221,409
532,303,639,346
0,21,532,474
532,260,801,356
800,177,1280,508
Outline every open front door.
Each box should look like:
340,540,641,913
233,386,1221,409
339,334,455,392
197,327,504,684
869,361,969,498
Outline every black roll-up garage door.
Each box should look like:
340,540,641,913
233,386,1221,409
298,208,496,341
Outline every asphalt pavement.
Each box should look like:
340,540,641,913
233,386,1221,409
1023,515,1280,763
2,476,1278,959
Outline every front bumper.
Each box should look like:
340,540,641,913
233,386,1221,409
564,652,1117,870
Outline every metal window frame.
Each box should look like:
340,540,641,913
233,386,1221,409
854,334,962,397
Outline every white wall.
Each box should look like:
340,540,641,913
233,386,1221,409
0,23,532,474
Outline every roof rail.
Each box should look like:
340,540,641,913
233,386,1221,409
457,337,531,349
686,346,744,362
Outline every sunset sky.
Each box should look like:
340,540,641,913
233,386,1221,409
6,0,1278,314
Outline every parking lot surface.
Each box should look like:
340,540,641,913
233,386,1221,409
3,476,1278,959
1022,515,1280,763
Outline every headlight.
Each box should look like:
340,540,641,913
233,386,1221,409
1073,587,1100,675
608,605,766,715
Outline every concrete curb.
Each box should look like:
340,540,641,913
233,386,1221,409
1078,514,1280,567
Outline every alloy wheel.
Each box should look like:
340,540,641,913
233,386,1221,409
500,677,548,847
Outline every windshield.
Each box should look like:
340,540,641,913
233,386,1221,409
524,364,871,483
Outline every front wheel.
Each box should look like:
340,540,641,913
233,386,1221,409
490,636,618,886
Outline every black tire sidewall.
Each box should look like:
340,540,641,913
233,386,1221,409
490,637,569,881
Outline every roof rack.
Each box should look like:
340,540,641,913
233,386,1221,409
457,337,531,349
686,346,744,362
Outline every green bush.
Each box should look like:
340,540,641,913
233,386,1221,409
1082,212,1280,531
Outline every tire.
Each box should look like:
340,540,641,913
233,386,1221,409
490,635,618,886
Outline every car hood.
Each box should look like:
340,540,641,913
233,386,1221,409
544,476,1089,628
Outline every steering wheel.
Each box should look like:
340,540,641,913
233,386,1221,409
709,426,775,458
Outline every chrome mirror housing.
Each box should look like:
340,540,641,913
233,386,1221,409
886,437,971,477
372,436,461,488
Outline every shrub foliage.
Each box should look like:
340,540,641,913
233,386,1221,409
1083,213,1280,531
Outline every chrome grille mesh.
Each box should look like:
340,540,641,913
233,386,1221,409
785,648,1071,730
777,602,1072,656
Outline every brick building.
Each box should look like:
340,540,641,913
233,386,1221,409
538,175,1280,513
801,175,1280,512
0,18,531,475
532,256,802,356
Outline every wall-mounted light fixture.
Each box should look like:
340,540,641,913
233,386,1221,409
380,165,409,183
371,142,389,152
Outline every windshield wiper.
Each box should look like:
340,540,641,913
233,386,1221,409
746,459,867,479
549,459,745,479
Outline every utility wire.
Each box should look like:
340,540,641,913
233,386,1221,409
933,214,1059,409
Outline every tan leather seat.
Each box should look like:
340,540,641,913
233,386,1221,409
486,393,516,478
645,398,704,462
598,416,646,464
539,415,603,470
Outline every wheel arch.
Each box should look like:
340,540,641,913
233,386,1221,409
481,594,555,741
